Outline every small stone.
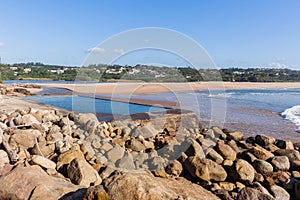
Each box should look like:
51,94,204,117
9,130,41,149
130,125,158,139
255,135,275,146
276,140,294,149
100,142,113,152
165,160,183,177
126,138,146,152
227,140,240,153
228,132,244,141
100,165,115,180
57,149,85,169
206,149,224,164
215,141,237,161
233,159,255,183
83,185,108,200
143,140,155,150
274,149,300,162
253,159,273,174
242,152,257,163
223,159,234,167
201,138,216,150
265,144,280,153
254,173,265,182
219,182,236,191
31,143,55,157
237,187,274,200
185,139,205,158
30,155,56,169
210,183,221,192
21,114,40,125
271,156,290,171
80,142,95,161
253,145,274,160
252,182,272,197
270,185,290,200
105,145,125,163
116,152,135,170
238,141,254,149
236,182,245,190
292,171,300,178
212,126,227,139
76,113,98,126
203,129,215,139
291,160,300,170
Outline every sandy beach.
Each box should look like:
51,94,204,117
39,82,300,95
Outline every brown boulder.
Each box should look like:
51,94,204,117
237,187,274,200
0,165,83,200
184,156,227,182
57,149,85,169
104,171,220,200
67,158,102,187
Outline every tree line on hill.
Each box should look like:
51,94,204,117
0,62,300,82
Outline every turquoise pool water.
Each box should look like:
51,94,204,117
25,95,166,116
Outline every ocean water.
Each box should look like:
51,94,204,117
196,88,300,140
114,88,300,140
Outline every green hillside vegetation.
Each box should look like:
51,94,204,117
1,62,300,83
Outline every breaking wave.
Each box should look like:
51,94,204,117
281,105,300,129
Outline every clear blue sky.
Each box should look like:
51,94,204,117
0,0,299,69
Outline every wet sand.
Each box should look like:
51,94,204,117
38,82,300,95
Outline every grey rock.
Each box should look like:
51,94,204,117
105,145,125,163
271,156,290,171
116,152,135,170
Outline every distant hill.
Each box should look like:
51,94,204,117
1,62,300,82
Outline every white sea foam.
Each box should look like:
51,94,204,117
281,105,300,129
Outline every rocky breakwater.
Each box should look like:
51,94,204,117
0,106,299,200
0,108,219,199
